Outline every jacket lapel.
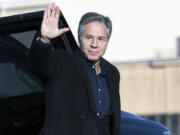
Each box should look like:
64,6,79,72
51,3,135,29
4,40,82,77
105,71,116,113
101,58,116,113
71,49,97,114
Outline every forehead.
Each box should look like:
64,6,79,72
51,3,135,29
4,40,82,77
83,21,107,36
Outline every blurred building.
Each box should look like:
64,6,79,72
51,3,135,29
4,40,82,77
116,59,180,135
1,0,180,134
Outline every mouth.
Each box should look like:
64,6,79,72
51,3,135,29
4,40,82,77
88,50,98,55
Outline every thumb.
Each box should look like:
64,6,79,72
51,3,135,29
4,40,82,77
58,27,70,35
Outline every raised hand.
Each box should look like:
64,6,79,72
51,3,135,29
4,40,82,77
40,2,69,43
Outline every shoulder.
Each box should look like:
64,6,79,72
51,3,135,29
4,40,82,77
51,48,81,65
101,57,120,79
101,58,119,72
53,48,79,56
52,48,75,59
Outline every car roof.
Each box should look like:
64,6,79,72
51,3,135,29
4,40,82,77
0,10,78,51
121,110,170,133
121,110,144,120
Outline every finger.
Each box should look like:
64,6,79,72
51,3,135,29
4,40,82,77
55,6,60,20
58,28,70,35
51,2,56,18
47,3,51,18
41,8,48,36
43,8,48,22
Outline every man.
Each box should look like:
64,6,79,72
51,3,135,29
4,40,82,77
29,2,121,135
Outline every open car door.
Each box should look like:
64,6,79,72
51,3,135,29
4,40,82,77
0,10,78,135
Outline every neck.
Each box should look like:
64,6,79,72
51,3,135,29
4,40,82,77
94,60,101,75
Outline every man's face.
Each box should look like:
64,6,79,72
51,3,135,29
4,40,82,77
80,21,108,62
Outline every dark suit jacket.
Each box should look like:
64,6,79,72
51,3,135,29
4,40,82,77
29,36,121,135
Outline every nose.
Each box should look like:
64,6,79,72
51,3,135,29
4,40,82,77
91,38,98,48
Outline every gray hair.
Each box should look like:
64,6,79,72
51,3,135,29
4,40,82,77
78,12,112,43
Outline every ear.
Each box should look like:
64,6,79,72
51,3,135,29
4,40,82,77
78,39,82,48
77,41,80,48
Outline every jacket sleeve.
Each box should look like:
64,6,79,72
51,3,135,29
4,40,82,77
28,33,55,83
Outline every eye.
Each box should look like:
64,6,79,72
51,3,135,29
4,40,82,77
98,37,106,41
85,35,92,39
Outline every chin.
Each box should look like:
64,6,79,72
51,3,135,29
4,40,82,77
87,56,100,62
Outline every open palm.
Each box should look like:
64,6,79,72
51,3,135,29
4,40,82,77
41,2,69,40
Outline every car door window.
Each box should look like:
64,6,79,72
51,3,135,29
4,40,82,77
0,62,43,98
0,33,43,99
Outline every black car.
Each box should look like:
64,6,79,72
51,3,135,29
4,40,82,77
0,11,170,135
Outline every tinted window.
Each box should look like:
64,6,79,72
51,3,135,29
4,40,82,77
10,31,36,48
0,62,43,98
0,31,43,98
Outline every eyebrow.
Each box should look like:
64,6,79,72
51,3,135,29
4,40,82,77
84,34,106,38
